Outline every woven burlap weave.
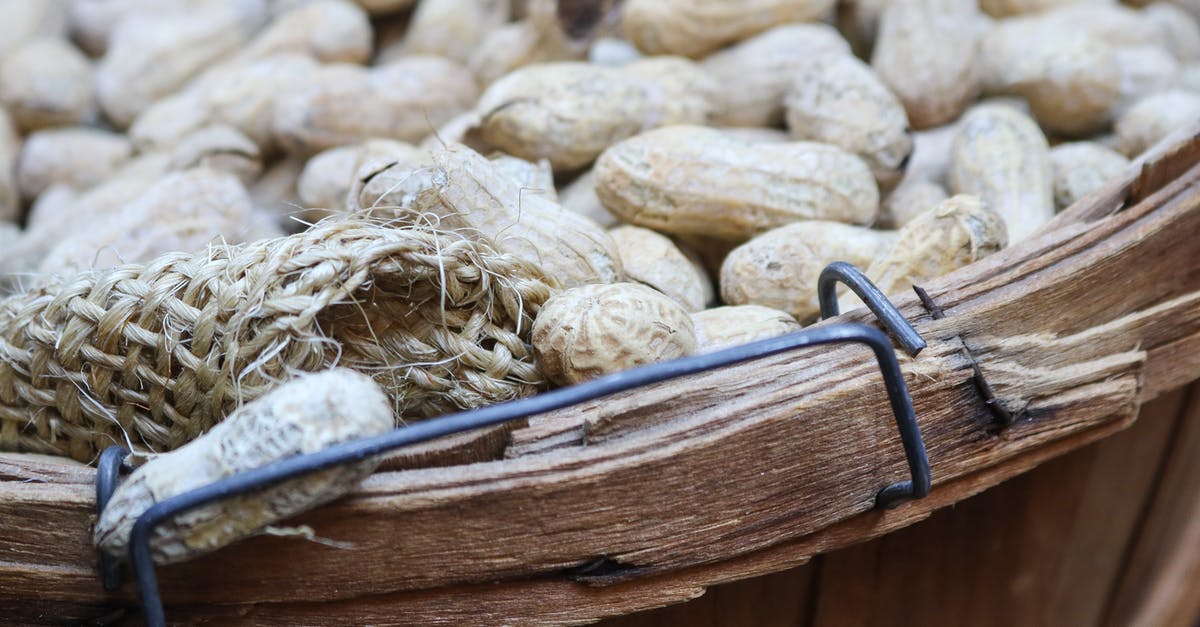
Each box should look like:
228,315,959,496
0,219,555,463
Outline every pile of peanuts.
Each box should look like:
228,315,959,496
0,0,1194,387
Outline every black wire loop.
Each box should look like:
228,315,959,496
94,263,931,626
95,446,130,592
818,261,927,356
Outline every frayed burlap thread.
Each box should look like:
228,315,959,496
0,220,556,463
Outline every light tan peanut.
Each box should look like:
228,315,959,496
1114,45,1181,114
1039,4,1162,47
980,19,1120,136
0,108,20,223
94,369,392,566
96,3,268,127
1049,142,1130,210
558,169,620,228
38,168,256,276
0,0,67,58
167,125,263,186
349,155,438,216
871,0,985,130
249,155,305,223
131,54,319,153
273,57,478,155
235,0,372,65
700,23,851,128
595,125,879,242
624,56,721,127
1115,90,1200,157
298,139,422,218
532,282,696,385
404,0,509,63
841,195,1006,311
475,59,716,172
1145,3,1200,61
785,52,912,190
489,154,558,201
948,104,1053,243
720,221,897,322
881,179,949,228
620,0,836,59
978,0,1110,17
902,123,958,186
691,305,802,353
15,127,132,200
0,38,94,132
609,225,710,312
467,16,588,87
411,143,623,287
67,0,202,56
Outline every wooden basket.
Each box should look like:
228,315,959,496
4,126,1200,626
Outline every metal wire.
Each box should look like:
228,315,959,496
95,263,932,626
818,261,927,356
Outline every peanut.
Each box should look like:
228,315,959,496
691,305,802,353
0,38,95,132
1115,90,1200,157
410,143,623,288
235,0,372,65
467,14,587,87
871,0,985,130
273,57,478,154
96,3,268,127
0,108,20,223
558,169,620,227
841,194,1006,311
1114,45,1181,115
298,139,422,217
609,225,711,312
15,127,133,200
948,104,1053,243
785,51,912,190
403,0,509,64
700,23,851,128
475,58,716,171
38,168,256,276
0,0,67,58
532,282,696,385
620,0,836,59
1049,142,1131,209
719,221,897,322
94,368,392,565
1144,3,1200,62
882,179,950,228
595,125,879,242
488,154,558,201
978,0,1112,17
167,125,263,187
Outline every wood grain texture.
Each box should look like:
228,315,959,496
3,132,1200,624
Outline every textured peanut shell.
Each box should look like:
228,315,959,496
235,0,372,65
467,16,587,87
489,154,558,201
16,127,132,200
0,38,94,132
532,282,696,385
980,21,1120,136
1115,90,1200,158
871,0,984,130
609,225,710,312
842,195,1006,311
167,125,263,186
403,0,509,63
476,59,715,171
273,58,477,154
38,168,255,276
947,105,1053,243
131,54,319,152
411,144,623,288
691,305,802,354
620,0,836,58
94,369,392,565
785,52,912,190
299,139,422,218
719,221,896,322
96,4,266,127
881,179,949,228
1049,142,1130,210
595,125,879,242
700,23,850,128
